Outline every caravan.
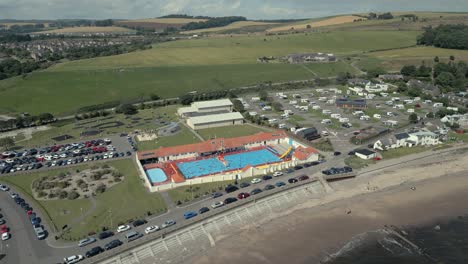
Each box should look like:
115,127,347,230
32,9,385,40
322,109,332,115
321,119,332,125
330,113,341,119
299,106,309,111
339,117,349,123
312,105,321,110
289,100,298,105
318,97,327,102
360,115,370,121
373,114,381,119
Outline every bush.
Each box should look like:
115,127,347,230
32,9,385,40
38,191,47,198
59,190,68,199
95,183,106,194
68,191,80,200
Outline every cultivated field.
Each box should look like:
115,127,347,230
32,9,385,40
0,30,418,115
267,15,364,32
34,26,133,34
182,21,279,34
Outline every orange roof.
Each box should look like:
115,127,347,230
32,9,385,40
293,146,319,160
137,131,288,160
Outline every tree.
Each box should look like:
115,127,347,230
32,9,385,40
272,102,284,112
150,94,160,100
434,56,440,63
306,24,311,29
426,112,434,118
38,113,54,122
409,113,418,123
179,94,194,105
116,104,138,115
397,82,408,93
0,137,14,150
450,55,455,61
232,99,245,113
259,90,268,101
435,71,455,87
336,72,351,85
400,65,417,76
67,191,80,200
366,68,386,78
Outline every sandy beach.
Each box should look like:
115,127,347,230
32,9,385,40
190,147,468,264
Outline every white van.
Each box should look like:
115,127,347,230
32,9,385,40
381,93,389,97
289,100,298,105
373,114,381,119
299,106,309,111
278,123,287,129
301,98,309,103
339,117,349,123
262,106,272,111
433,103,443,108
268,119,278,124
424,100,432,104
330,113,341,119
360,115,370,121
385,100,394,106
322,109,332,115
394,104,405,110
312,105,321,110
404,99,413,104
391,97,400,102
353,111,364,116
318,97,327,102
321,119,332,125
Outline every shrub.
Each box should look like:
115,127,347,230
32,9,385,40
38,191,47,198
95,183,106,194
48,193,56,199
59,190,68,199
102,164,110,169
68,191,80,200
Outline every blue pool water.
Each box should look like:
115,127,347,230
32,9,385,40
146,168,168,183
177,149,281,179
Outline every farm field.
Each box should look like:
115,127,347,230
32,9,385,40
267,15,365,32
182,21,278,34
0,159,167,240
197,124,268,140
34,26,134,34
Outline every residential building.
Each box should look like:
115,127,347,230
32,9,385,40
186,112,244,130
365,82,388,93
348,78,369,87
441,114,468,128
373,130,440,150
354,149,377,160
407,131,440,146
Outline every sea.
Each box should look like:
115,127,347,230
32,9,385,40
322,215,468,264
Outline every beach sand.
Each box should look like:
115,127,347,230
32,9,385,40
190,149,468,264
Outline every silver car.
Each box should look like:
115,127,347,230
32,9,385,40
78,237,96,247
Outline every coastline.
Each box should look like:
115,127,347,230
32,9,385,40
190,148,468,264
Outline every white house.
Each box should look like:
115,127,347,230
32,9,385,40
441,114,468,128
354,149,377,160
407,131,440,146
373,131,439,151
365,82,388,93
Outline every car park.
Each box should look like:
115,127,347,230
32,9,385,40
63,255,84,264
145,225,160,234
264,184,275,190
85,246,104,258
116,225,131,233
104,239,123,250
98,231,114,240
161,220,176,229
199,207,210,214
250,188,263,195
78,237,96,247
211,201,224,209
132,219,147,227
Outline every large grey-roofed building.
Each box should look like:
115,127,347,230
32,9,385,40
187,112,244,130
178,99,233,117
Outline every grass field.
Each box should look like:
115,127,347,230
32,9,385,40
136,124,201,151
381,146,429,159
0,30,417,115
345,156,376,169
168,181,235,204
267,15,364,32
15,106,178,148
34,26,133,34
183,21,278,34
120,18,207,24
0,159,166,240
197,124,267,140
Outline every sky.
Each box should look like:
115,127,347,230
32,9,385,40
0,0,467,20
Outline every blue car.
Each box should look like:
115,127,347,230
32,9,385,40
183,211,198,220
275,181,286,187
31,217,41,225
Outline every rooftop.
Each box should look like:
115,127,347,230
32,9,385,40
188,112,243,125
394,133,410,140
355,149,376,156
192,99,232,109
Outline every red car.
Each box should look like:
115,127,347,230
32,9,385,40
1,225,8,233
27,210,33,215
297,175,309,181
237,192,250,199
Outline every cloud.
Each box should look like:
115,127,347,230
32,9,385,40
0,0,467,20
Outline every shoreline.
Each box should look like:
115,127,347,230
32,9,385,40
190,148,468,264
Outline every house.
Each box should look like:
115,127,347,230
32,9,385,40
441,114,468,128
407,131,440,146
348,78,369,87
378,74,404,81
365,82,388,93
336,98,367,109
354,149,377,160
373,130,440,150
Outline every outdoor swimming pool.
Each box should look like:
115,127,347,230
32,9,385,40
146,168,168,184
177,149,281,179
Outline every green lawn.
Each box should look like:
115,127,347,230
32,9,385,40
197,124,267,140
136,124,201,151
168,181,235,205
0,30,418,115
448,131,468,143
0,160,167,240
381,146,430,159
311,138,334,152
345,156,376,169
15,106,178,148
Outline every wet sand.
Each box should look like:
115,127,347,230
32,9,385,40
190,150,468,264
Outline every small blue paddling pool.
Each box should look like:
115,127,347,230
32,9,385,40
146,168,168,184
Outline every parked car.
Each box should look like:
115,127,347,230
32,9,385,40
211,192,223,199
237,192,250,199
85,246,104,258
98,231,114,240
239,182,250,188
63,255,84,264
264,184,275,190
224,185,239,193
183,211,198,220
262,175,272,181
161,220,176,229
275,181,286,187
288,178,298,184
0,184,10,191
132,219,147,227
333,151,341,156
78,237,96,247
144,226,160,234
1,232,9,241
104,239,122,250
116,225,131,233
250,188,263,195
273,171,283,177
251,178,262,184
224,197,238,204
297,175,309,181
125,231,143,242
294,165,303,170
285,168,294,174
199,207,210,214
211,201,224,209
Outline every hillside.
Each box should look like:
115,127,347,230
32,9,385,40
267,15,365,32
114,18,207,30
34,26,134,34
182,21,279,34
